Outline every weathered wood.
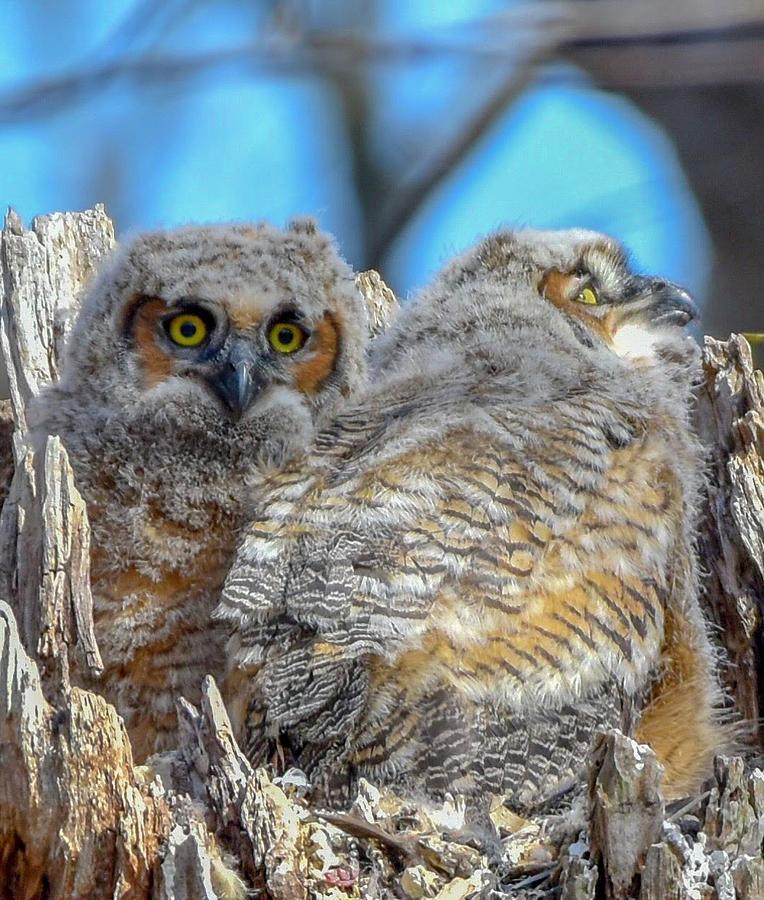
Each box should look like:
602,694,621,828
356,268,400,338
0,207,113,696
0,432,102,701
38,437,99,689
696,334,764,727
588,732,665,900
0,205,114,439
0,599,170,899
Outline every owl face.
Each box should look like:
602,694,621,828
450,228,697,362
125,283,344,420
54,220,367,436
531,233,697,362
374,228,696,385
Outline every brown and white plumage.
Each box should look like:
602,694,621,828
218,228,725,810
29,218,368,760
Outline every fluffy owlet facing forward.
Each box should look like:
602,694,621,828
29,219,368,759
218,228,726,811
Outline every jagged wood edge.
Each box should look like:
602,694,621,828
696,335,764,727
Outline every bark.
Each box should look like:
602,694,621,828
697,335,764,729
0,208,761,899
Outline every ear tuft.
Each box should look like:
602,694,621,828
287,217,319,236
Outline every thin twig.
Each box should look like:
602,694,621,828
666,791,712,823
309,809,423,864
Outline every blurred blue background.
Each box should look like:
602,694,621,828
1,0,762,339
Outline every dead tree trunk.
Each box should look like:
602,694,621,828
0,208,761,900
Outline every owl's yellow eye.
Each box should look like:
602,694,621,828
268,321,306,354
167,313,208,347
576,286,598,305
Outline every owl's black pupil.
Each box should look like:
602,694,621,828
180,321,197,338
278,328,293,344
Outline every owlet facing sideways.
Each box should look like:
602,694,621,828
219,228,727,812
29,219,368,759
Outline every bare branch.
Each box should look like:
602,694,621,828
366,41,554,268
1,2,763,124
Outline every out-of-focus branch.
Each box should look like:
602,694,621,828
558,0,764,42
366,41,556,268
2,2,764,124
571,38,764,89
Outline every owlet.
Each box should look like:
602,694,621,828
217,228,726,812
29,219,368,759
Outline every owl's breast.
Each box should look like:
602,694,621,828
86,498,239,759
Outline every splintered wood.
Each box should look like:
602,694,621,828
355,270,399,338
0,600,169,898
0,205,114,438
0,208,762,899
697,335,764,729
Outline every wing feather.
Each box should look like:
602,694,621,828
218,391,677,803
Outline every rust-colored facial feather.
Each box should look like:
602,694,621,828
294,312,340,395
131,298,175,387
539,268,617,343
537,269,575,305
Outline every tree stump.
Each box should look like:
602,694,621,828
0,208,761,899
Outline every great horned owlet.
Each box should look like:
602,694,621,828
29,219,368,759
217,228,728,812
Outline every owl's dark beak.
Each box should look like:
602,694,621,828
209,343,265,419
639,278,698,327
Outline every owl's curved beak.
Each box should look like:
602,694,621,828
641,278,698,327
209,343,266,419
